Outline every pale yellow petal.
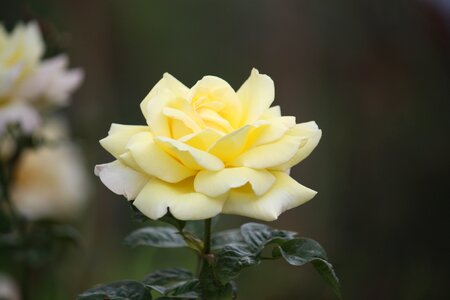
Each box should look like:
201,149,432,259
94,160,148,201
230,134,306,169
179,129,224,151
99,124,150,158
208,125,252,162
237,68,275,125
133,177,225,220
271,121,322,171
140,73,189,120
163,107,202,132
261,105,281,119
223,172,317,221
127,132,195,183
246,120,288,148
197,108,234,132
194,167,275,197
189,75,242,128
154,137,224,171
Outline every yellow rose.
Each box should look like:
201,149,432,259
95,69,321,221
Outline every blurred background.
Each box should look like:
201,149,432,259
1,0,449,299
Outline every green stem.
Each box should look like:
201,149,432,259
203,218,212,256
197,218,212,277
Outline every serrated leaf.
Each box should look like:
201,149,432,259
124,227,186,248
142,268,193,294
276,238,342,299
77,280,151,300
240,223,296,252
211,229,245,250
213,244,260,284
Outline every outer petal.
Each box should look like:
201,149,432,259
127,132,196,183
140,73,189,121
99,124,150,158
194,167,276,197
230,134,306,169
223,171,317,221
133,177,225,220
271,121,322,171
237,68,275,125
154,136,224,171
94,160,148,200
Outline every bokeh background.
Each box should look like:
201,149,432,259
1,0,450,299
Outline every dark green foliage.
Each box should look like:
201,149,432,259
124,227,186,248
77,281,152,300
79,222,341,299
240,222,296,252
142,268,194,294
275,238,342,299
212,244,260,284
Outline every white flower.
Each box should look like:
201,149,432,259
0,22,83,134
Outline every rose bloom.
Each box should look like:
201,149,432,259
0,21,83,134
96,69,321,221
11,121,90,221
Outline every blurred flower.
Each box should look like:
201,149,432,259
96,69,321,221
11,120,90,221
0,273,20,300
0,21,83,134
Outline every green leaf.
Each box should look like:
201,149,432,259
159,212,186,231
142,268,193,294
275,238,342,299
213,244,260,284
165,279,201,298
211,229,245,250
124,227,186,248
199,264,235,300
77,280,151,300
240,223,296,252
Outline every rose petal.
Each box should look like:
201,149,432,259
271,121,322,171
222,171,317,221
208,125,253,162
133,177,225,220
229,134,306,169
140,72,189,120
94,160,148,201
179,128,224,151
99,124,150,158
127,132,195,183
237,68,275,125
189,75,242,128
194,167,276,197
154,136,224,171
